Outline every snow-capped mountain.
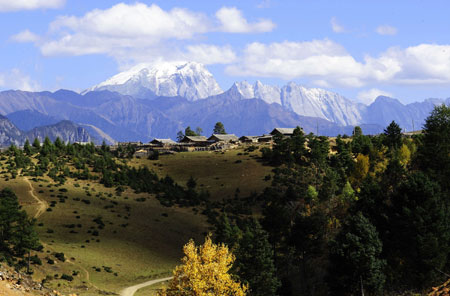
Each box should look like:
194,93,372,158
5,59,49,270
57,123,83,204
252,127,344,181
86,61,223,101
233,81,282,105
232,80,365,126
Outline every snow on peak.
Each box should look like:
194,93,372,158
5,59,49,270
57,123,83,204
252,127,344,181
232,80,364,126
233,80,281,105
86,61,223,101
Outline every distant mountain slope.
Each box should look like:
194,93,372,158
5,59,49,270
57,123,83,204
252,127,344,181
7,109,61,131
25,120,93,144
0,115,96,147
0,115,24,146
0,90,138,142
86,61,223,100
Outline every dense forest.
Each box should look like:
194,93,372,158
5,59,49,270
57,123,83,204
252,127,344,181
211,105,450,296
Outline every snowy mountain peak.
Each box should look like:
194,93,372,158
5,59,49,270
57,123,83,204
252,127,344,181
86,61,223,101
231,80,364,126
233,80,281,105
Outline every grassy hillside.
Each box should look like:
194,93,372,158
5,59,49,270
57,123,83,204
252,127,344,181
130,146,273,202
0,146,273,295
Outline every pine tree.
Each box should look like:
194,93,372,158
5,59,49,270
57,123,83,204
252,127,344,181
383,121,402,150
213,122,227,134
32,138,40,152
386,172,449,289
24,139,32,156
416,104,450,191
234,220,280,296
328,212,386,296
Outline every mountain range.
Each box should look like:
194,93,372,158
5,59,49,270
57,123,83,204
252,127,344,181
0,61,448,145
0,115,93,147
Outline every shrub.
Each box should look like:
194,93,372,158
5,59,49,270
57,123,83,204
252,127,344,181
61,274,73,281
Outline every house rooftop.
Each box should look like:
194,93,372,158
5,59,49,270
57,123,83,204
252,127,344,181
182,136,208,142
208,134,238,141
150,138,176,144
270,128,296,135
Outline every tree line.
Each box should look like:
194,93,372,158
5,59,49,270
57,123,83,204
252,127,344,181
209,105,450,296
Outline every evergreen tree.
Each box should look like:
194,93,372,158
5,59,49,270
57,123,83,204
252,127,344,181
213,122,227,134
195,127,203,136
416,104,450,191
12,213,40,273
328,212,386,296
352,126,363,137
235,220,280,296
185,126,198,136
32,138,40,152
383,121,402,150
23,139,32,156
386,172,449,289
291,126,306,164
176,131,184,142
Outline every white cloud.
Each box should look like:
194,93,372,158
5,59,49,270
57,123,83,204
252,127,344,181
185,44,237,65
226,40,369,86
31,3,270,68
330,17,345,33
10,30,40,43
226,40,450,88
376,25,397,36
216,7,275,33
357,88,393,105
0,0,64,12
41,3,211,57
0,69,41,91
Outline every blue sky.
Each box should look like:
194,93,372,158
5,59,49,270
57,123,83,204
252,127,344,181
1,0,450,104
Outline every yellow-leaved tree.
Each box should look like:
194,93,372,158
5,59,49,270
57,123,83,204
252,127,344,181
158,235,247,296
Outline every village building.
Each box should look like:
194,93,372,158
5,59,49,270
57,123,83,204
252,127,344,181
150,138,177,147
118,141,142,146
270,128,296,137
239,136,259,143
207,134,239,143
257,134,274,143
180,135,209,146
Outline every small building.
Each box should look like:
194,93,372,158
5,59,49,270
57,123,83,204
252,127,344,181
180,136,209,146
208,134,239,143
118,141,142,146
270,128,296,137
150,138,177,146
257,134,273,143
239,136,259,143
134,149,149,158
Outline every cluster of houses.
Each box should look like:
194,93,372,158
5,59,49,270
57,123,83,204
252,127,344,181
128,128,297,157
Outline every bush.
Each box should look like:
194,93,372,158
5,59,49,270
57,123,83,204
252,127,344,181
30,255,42,265
54,252,66,262
60,274,73,281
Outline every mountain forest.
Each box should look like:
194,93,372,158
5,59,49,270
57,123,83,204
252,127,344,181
0,104,448,295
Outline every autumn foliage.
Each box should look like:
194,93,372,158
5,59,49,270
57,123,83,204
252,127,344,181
158,235,247,296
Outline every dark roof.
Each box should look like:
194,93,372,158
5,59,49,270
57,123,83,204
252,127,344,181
270,128,296,135
208,134,239,141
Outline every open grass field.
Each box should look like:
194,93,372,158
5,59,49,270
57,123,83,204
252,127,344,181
130,146,274,202
0,147,273,295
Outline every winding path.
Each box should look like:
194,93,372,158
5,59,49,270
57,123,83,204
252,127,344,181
120,277,173,296
23,175,171,296
23,177,48,219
